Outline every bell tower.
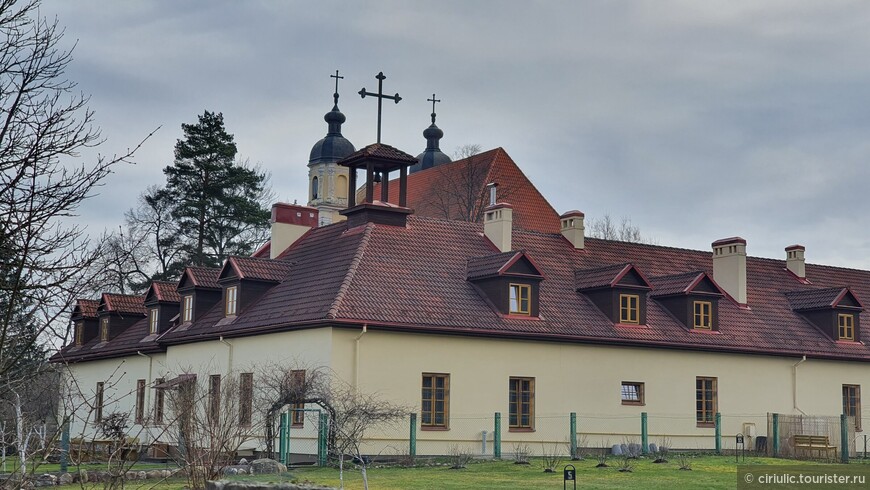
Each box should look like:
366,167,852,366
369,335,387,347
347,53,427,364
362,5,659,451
308,70,355,225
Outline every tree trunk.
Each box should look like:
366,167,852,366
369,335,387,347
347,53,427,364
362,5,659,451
15,392,26,476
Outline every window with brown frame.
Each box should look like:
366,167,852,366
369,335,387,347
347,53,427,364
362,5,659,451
843,384,862,431
95,382,104,422
100,317,109,341
149,308,159,335
182,295,193,323
422,373,450,429
225,286,238,316
509,377,535,430
135,379,146,424
696,377,717,427
621,381,645,406
839,314,855,341
239,373,253,426
693,301,712,329
290,370,305,426
209,374,221,421
509,284,531,315
75,322,83,346
619,294,639,324
154,377,165,424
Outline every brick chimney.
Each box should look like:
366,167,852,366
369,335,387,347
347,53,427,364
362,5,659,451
712,237,747,305
560,210,585,249
785,244,806,279
484,202,513,253
270,203,318,258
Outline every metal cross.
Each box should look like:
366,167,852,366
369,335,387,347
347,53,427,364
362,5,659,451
330,70,343,105
427,93,441,124
359,71,401,143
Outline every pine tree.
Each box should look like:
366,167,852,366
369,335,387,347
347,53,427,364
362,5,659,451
164,111,270,267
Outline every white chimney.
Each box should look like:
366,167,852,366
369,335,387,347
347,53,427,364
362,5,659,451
560,210,585,249
484,202,513,253
785,244,806,279
270,202,318,259
712,237,747,305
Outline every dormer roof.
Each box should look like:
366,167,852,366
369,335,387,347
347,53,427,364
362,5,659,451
97,293,146,315
575,263,652,292
178,266,221,291
145,281,181,304
785,287,864,311
219,256,293,283
466,251,544,281
72,299,99,319
649,271,725,298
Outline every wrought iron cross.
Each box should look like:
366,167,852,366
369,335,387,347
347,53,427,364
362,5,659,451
359,71,401,143
427,93,441,124
330,70,343,105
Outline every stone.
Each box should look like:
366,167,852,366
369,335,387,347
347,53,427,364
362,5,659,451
648,443,658,454
250,458,287,474
58,473,73,485
224,467,238,475
620,444,629,456
77,469,89,483
137,471,147,480
628,443,641,457
239,457,248,464
146,469,164,479
611,444,623,456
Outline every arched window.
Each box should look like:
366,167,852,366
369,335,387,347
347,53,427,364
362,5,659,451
312,176,319,200
336,174,348,199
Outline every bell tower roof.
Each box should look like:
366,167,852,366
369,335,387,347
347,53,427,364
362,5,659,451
309,70,355,165
411,93,451,173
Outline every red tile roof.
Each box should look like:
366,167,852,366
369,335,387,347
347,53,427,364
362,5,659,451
149,281,181,303
340,143,418,166
74,299,99,318
368,148,561,233
649,271,721,297
180,266,221,290
99,293,146,315
223,256,293,282
785,287,860,311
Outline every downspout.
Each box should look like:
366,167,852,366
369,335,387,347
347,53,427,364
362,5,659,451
219,336,234,373
792,355,807,415
136,351,153,444
354,324,367,389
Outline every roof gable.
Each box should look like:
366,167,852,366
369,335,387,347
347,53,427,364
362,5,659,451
650,271,724,298
72,299,99,319
786,287,864,311
97,293,146,315
466,251,544,281
145,281,181,305
178,266,221,291
219,256,293,283
575,263,652,291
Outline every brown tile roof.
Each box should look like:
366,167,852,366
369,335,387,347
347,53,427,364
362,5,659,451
649,271,720,297
785,287,861,311
339,143,418,166
368,148,561,233
181,266,221,289
99,294,146,315
150,281,181,303
74,299,99,318
467,251,531,280
224,256,293,282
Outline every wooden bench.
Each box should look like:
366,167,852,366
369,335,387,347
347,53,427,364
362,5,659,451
793,434,837,460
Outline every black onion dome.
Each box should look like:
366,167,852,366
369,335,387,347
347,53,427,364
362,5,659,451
410,121,451,174
309,104,355,164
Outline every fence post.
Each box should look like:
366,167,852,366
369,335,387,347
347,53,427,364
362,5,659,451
494,412,502,459
60,421,69,473
641,412,649,455
772,413,779,457
570,412,577,458
278,412,288,464
318,411,328,467
715,412,722,455
841,413,849,463
409,413,417,458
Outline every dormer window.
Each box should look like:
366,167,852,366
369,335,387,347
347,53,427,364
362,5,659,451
225,286,238,316
100,317,109,341
182,295,193,323
619,294,640,324
75,321,83,346
693,301,713,330
839,314,855,341
149,308,159,335
509,284,531,315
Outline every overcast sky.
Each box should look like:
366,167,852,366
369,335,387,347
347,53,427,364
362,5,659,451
42,0,870,269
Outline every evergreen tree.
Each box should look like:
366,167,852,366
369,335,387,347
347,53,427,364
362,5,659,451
164,111,270,267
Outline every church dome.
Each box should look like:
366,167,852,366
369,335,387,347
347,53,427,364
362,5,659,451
411,121,451,173
309,105,355,164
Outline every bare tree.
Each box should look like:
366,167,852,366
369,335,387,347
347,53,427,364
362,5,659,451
0,0,154,378
587,214,652,244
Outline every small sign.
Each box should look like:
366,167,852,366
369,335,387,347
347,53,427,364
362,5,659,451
564,464,577,490
736,433,744,444
564,467,575,480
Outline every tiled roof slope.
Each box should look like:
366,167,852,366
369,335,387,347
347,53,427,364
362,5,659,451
649,271,714,297
367,148,561,233
74,299,99,318
58,215,870,363
575,263,633,290
785,287,857,311
467,251,524,280
101,294,146,315
151,281,181,303
182,266,221,289
225,256,293,282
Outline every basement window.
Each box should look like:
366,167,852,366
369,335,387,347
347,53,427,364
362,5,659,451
621,381,645,406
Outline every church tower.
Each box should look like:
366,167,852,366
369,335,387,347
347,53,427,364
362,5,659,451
410,93,451,173
308,71,355,225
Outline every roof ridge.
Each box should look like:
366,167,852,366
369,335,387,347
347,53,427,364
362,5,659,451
326,223,375,319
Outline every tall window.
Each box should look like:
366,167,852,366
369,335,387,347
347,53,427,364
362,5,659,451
100,317,109,341
135,379,146,424
182,295,193,323
154,377,165,424
149,308,159,335
696,377,717,427
621,381,645,406
693,301,712,329
422,373,450,429
239,373,253,426
95,382,105,422
312,176,319,200
225,286,238,316
619,294,639,324
839,314,855,341
509,377,535,430
843,384,862,431
209,374,221,421
509,284,530,315
291,370,305,427
75,321,83,346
